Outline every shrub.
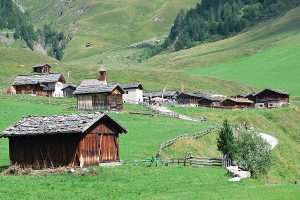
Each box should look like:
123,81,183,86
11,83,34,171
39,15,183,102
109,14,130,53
234,131,273,178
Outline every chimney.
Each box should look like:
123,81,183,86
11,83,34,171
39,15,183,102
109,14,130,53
99,64,107,84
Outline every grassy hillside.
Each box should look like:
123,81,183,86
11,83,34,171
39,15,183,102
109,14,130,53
0,47,55,89
168,106,300,183
0,97,299,199
139,6,300,95
20,0,199,61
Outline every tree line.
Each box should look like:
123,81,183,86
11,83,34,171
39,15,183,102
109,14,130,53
0,0,67,60
145,0,300,57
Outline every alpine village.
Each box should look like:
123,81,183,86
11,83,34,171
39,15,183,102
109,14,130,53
0,0,299,199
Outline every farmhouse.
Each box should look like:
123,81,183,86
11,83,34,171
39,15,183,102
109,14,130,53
73,81,124,111
177,92,209,106
252,88,289,109
62,83,77,98
12,73,66,97
198,96,226,107
122,83,143,104
32,63,51,73
220,98,254,109
0,113,127,169
143,90,179,104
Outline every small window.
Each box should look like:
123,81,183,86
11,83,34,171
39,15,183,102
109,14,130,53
126,91,129,94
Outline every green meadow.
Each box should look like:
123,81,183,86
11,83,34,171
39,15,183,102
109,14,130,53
0,96,299,199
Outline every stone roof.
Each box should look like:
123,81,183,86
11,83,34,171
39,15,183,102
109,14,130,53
257,88,289,96
143,90,178,98
73,83,124,95
121,83,143,90
13,73,63,85
62,83,77,90
0,113,127,137
99,64,106,72
222,98,254,104
80,79,106,86
32,63,52,69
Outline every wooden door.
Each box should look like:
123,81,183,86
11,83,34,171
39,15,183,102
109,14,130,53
100,134,118,162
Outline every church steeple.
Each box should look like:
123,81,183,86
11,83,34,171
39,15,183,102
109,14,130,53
99,64,107,84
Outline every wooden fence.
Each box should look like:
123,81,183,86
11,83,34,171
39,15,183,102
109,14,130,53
168,155,231,168
156,126,221,158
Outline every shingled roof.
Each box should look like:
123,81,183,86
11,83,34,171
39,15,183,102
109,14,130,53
73,83,124,95
0,113,127,137
13,73,63,85
121,83,143,90
222,98,254,104
256,88,289,96
32,63,52,69
62,83,77,90
143,90,179,98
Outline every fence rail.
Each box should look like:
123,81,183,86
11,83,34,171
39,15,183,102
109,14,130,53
168,155,231,168
156,126,221,158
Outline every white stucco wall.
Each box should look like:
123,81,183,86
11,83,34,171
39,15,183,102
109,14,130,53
53,82,64,97
123,89,143,104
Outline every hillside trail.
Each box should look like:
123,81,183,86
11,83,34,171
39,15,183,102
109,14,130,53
258,133,278,149
151,106,206,122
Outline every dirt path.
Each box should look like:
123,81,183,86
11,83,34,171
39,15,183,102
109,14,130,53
151,106,205,122
259,133,278,149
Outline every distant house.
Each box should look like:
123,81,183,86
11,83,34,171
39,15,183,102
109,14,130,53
221,98,254,109
32,63,52,73
12,73,66,97
143,90,179,104
73,80,124,111
62,83,77,98
198,96,225,107
85,43,92,48
246,89,289,109
177,92,209,106
122,83,143,104
0,113,127,169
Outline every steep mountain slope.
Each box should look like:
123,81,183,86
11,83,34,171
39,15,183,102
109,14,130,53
19,0,199,61
140,6,300,95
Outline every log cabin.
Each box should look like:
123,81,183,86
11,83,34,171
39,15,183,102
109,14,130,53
220,98,254,109
62,83,77,98
177,92,209,106
0,113,127,169
73,81,125,111
12,73,66,97
143,90,179,104
32,63,51,73
198,96,226,107
121,83,143,104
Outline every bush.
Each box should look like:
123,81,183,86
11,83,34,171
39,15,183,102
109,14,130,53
233,131,273,178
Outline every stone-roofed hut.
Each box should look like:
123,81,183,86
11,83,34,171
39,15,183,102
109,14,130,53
12,73,65,97
62,83,77,98
220,98,254,109
32,63,51,73
143,90,179,104
0,113,127,169
73,80,124,111
177,92,210,105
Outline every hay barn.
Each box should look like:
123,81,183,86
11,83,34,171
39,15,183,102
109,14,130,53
0,113,127,169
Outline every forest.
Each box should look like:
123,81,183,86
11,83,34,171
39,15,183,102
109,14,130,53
0,0,67,60
148,0,300,55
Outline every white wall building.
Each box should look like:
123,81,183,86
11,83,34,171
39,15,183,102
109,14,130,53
122,83,143,104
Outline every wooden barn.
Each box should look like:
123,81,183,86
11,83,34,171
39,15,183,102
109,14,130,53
177,92,209,105
143,90,179,104
33,63,51,73
12,73,66,97
62,83,77,98
0,113,127,169
73,80,125,111
220,98,254,109
198,96,225,107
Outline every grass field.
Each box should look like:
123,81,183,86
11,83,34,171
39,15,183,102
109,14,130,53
0,97,299,199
